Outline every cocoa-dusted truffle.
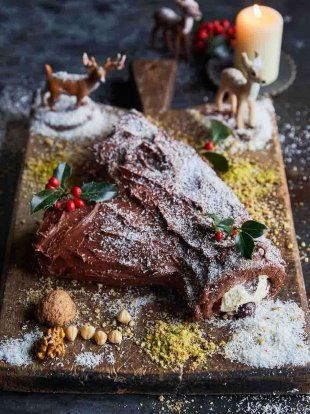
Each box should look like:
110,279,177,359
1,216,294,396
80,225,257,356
36,289,76,326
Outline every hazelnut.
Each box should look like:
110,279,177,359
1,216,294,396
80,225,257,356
36,289,76,327
65,325,78,342
80,324,96,340
108,329,122,344
93,330,107,346
116,309,132,325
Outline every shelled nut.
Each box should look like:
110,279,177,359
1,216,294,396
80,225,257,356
93,330,107,346
108,329,122,344
116,309,132,325
65,325,78,342
36,327,65,360
80,324,96,340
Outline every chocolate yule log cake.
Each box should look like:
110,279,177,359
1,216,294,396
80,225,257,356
34,111,286,319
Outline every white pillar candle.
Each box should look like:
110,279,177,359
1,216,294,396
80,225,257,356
235,4,283,85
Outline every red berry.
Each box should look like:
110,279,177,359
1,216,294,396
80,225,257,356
197,29,208,40
214,25,224,35
229,38,236,48
233,228,238,236
215,231,223,242
200,22,209,29
227,27,235,37
206,22,214,33
55,200,63,209
45,183,55,190
48,177,60,187
74,198,85,209
72,186,82,198
204,140,214,151
66,199,76,212
221,19,230,30
195,40,205,52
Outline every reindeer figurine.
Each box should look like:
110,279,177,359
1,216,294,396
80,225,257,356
152,0,202,60
215,52,266,129
43,53,126,110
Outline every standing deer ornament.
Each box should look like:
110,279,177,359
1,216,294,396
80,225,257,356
152,0,202,60
43,53,126,110
215,52,266,129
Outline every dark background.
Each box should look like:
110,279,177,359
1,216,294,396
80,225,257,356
0,0,309,412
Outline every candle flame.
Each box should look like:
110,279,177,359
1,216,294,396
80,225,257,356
253,4,262,18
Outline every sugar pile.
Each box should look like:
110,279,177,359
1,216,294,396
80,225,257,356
75,352,103,369
30,89,121,141
0,329,41,366
75,348,116,369
224,299,310,368
188,97,275,153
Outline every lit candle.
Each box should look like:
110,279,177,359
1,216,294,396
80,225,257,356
235,4,283,85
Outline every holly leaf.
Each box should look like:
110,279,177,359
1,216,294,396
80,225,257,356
217,217,234,234
207,213,220,225
210,120,233,144
236,231,255,260
53,162,71,189
30,189,62,214
81,182,118,203
207,35,226,56
241,220,267,239
202,151,229,172
218,217,234,226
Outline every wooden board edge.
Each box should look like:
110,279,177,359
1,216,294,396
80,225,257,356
272,124,309,314
0,364,309,394
0,122,32,313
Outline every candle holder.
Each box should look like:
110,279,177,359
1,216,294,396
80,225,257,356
206,51,296,97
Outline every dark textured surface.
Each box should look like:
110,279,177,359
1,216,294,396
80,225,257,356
0,0,309,412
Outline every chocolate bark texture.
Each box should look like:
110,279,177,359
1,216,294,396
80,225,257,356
34,111,286,319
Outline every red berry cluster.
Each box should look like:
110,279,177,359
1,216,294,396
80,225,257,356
63,186,85,212
45,177,85,212
215,227,238,242
194,19,236,54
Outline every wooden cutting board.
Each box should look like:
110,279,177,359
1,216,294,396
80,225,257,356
0,63,309,394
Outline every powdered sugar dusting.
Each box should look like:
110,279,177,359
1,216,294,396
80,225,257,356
91,111,285,310
99,289,156,318
224,299,310,368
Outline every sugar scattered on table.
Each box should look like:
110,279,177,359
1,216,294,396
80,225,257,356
75,351,103,368
0,328,41,366
224,299,310,368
